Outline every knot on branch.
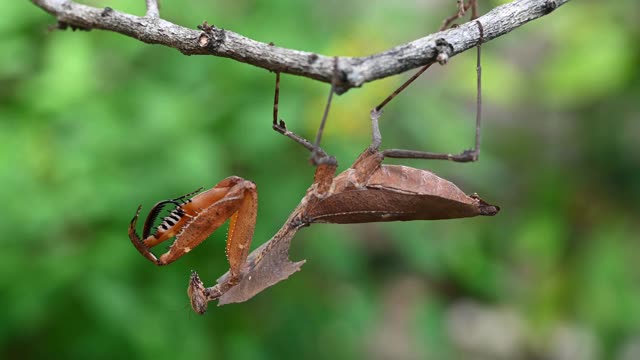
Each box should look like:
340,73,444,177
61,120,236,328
333,65,352,95
197,21,225,49
435,38,453,65
307,53,319,64
49,20,91,32
543,0,558,14
101,7,113,17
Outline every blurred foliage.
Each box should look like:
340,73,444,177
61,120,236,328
2,0,639,359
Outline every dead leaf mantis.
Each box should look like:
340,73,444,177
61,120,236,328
128,4,495,313
184,19,494,312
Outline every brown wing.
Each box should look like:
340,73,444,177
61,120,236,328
306,165,498,223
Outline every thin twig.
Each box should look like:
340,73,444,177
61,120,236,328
31,0,570,93
474,20,483,156
145,0,160,18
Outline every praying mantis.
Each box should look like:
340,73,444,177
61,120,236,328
128,5,496,313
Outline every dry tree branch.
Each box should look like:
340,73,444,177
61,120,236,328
32,0,569,93
145,0,159,19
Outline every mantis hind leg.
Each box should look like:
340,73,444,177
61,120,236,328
372,20,484,163
271,59,341,166
186,185,258,313
226,183,258,278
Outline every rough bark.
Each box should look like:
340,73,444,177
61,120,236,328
31,0,569,93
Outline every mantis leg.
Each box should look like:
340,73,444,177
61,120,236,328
129,206,162,264
271,67,339,193
271,58,340,165
272,72,317,153
157,180,257,266
374,20,484,163
186,183,258,314
225,182,258,278
129,178,257,267
141,187,204,246
440,0,478,31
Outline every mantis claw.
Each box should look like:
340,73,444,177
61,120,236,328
128,177,258,267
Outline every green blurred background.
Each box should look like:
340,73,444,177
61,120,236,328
2,0,639,359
